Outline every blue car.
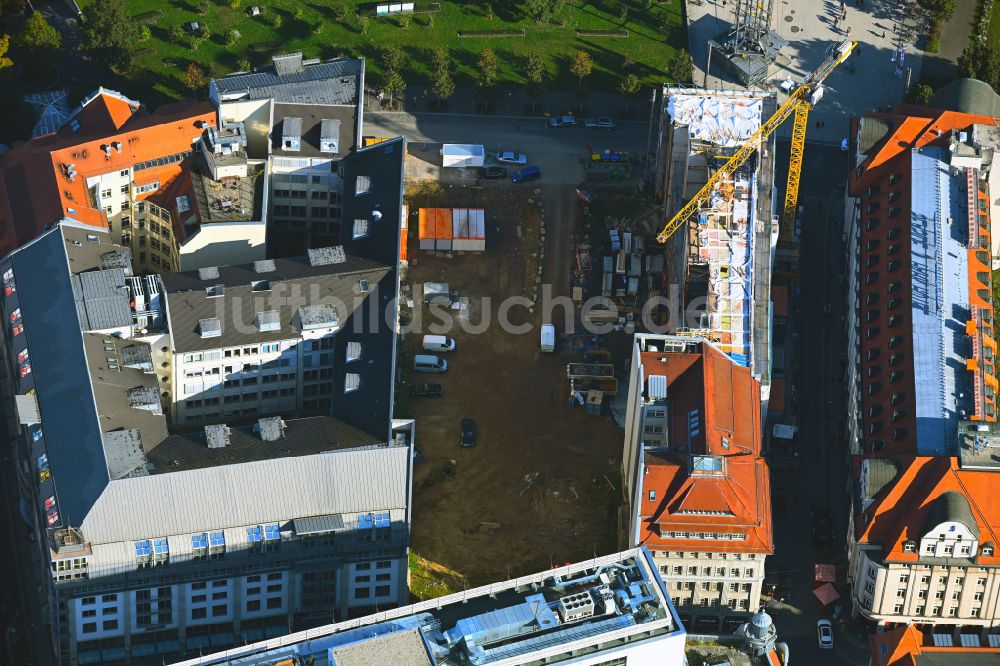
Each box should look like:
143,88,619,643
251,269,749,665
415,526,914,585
512,165,541,183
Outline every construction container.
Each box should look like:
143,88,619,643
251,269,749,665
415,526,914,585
566,363,615,379
441,144,485,168
418,208,452,251
451,208,486,252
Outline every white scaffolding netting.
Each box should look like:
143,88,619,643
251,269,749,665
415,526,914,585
667,94,764,148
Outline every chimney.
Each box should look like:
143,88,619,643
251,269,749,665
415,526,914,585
255,417,287,442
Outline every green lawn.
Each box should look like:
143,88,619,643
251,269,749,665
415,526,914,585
78,0,686,105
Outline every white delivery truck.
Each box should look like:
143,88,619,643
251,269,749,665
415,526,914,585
441,144,485,168
540,324,556,352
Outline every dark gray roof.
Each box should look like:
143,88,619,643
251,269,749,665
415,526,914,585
272,102,356,157
924,491,980,538
329,138,406,440
72,268,132,331
915,652,1000,666
213,57,362,105
7,227,110,526
146,416,380,473
858,117,892,156
864,458,900,499
161,251,391,353
930,78,1000,117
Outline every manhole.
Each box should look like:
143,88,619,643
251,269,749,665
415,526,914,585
790,25,800,32
784,15,793,21
790,8,795,13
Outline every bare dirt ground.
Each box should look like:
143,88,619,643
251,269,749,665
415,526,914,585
399,180,625,591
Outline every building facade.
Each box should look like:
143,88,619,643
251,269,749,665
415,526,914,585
210,53,365,252
0,222,413,666
622,334,773,628
844,102,1000,631
174,548,687,666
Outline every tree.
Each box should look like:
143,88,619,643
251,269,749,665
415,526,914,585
917,0,957,20
381,45,404,73
430,47,454,110
80,0,139,72
237,56,251,72
522,0,563,22
0,34,12,71
524,52,545,111
665,49,693,84
477,47,498,91
169,24,184,43
226,28,240,46
381,68,406,107
185,62,206,93
618,73,640,116
913,83,934,106
358,15,370,36
17,11,61,56
569,49,592,86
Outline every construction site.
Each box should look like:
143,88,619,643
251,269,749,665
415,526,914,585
653,88,779,385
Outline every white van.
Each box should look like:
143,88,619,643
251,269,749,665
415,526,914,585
413,354,448,373
540,324,555,352
423,335,457,352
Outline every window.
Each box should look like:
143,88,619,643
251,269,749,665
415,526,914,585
212,604,227,617
266,596,281,609
264,524,280,541
346,341,362,363
893,604,903,614
353,219,369,239
375,584,391,597
247,526,263,543
648,490,656,501
103,620,118,631
209,531,226,557
82,622,97,634
355,176,372,195
345,373,361,393
374,512,391,528
153,538,169,565
135,540,152,559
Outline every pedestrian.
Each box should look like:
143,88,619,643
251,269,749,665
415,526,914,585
881,29,886,38
855,45,861,56
846,26,852,36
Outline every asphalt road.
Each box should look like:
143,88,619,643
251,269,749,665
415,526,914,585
766,141,869,665
363,112,653,185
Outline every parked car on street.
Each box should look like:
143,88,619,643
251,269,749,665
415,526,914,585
478,165,508,180
512,165,541,183
410,383,443,398
460,418,477,447
585,116,615,130
497,151,528,165
816,619,834,649
547,115,577,128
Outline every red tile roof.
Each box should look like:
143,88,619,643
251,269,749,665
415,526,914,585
0,92,216,255
638,342,772,554
856,455,1000,565
871,625,1000,666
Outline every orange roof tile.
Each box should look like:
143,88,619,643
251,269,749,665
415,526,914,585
857,455,1000,564
68,89,140,135
870,625,1000,666
638,342,772,554
0,94,216,254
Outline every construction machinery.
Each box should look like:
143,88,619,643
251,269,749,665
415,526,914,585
656,40,857,245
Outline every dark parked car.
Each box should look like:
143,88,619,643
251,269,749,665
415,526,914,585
460,418,477,447
478,166,508,180
585,116,615,130
410,383,443,398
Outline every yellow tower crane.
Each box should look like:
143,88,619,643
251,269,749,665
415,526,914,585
656,40,857,245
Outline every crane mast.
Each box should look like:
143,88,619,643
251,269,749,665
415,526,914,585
656,40,856,245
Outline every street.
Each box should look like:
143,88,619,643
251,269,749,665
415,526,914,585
363,112,653,185
765,140,868,664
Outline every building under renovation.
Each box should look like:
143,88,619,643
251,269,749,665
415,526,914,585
654,88,778,389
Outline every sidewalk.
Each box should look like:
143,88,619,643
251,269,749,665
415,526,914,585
922,0,977,80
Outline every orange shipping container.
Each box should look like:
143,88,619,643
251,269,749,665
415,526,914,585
418,208,453,250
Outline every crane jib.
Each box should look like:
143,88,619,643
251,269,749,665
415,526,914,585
655,40,856,245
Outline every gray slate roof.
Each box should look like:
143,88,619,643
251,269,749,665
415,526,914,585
213,57,362,105
72,268,132,331
146,415,380,473
161,252,391,353
931,78,1000,117
924,491,980,539
272,102,356,158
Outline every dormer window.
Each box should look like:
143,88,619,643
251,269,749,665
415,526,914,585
903,540,916,553
983,544,995,556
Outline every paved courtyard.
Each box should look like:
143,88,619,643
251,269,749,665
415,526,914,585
687,0,927,143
